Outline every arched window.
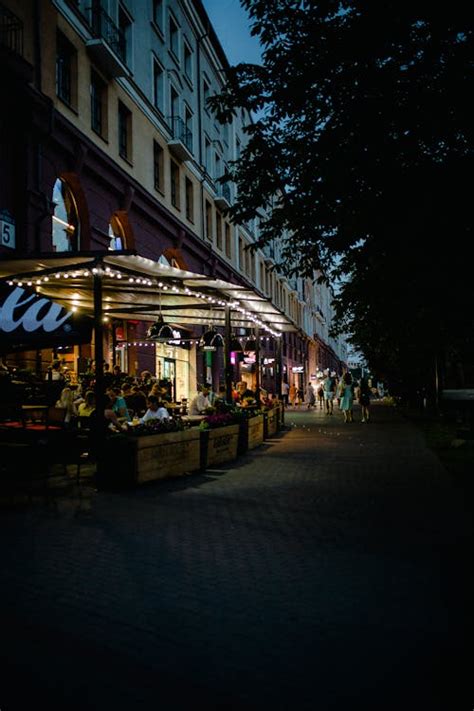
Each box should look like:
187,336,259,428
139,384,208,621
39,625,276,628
52,177,80,252
108,214,126,250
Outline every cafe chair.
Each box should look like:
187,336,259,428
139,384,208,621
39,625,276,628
46,406,68,429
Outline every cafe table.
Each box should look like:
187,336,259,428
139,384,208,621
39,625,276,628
21,404,49,427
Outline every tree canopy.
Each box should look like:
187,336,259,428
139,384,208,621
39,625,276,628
209,1,474,394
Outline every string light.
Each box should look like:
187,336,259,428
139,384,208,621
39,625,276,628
4,266,284,337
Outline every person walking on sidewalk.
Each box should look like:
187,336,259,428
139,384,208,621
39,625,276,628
323,372,336,415
317,383,324,410
339,372,355,422
305,382,316,409
358,376,372,423
289,383,297,408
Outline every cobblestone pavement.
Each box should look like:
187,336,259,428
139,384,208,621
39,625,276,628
0,404,472,710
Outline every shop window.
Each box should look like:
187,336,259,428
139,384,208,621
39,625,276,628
52,178,80,252
108,214,126,250
56,31,77,108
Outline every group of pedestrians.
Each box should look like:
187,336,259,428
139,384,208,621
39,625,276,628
283,371,373,423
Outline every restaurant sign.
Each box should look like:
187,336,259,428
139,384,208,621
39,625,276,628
0,283,92,352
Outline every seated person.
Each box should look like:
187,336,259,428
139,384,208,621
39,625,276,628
235,381,255,404
213,386,230,413
55,386,78,424
122,383,147,417
188,386,210,415
140,396,170,424
78,390,96,417
104,396,125,431
106,387,130,421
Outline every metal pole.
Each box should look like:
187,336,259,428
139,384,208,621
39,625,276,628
93,269,106,478
254,327,260,405
224,305,233,404
275,336,283,400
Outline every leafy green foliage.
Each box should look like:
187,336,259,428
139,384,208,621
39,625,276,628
209,1,474,392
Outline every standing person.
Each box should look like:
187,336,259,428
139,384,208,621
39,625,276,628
289,382,297,408
358,376,372,423
305,382,316,409
323,372,336,415
339,372,355,423
296,385,304,408
281,380,290,406
317,382,324,410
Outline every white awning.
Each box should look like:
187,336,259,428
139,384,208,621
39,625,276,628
0,253,297,335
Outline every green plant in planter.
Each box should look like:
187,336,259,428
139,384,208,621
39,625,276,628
127,417,184,437
200,413,235,430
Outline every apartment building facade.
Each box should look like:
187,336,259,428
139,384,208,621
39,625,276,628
0,0,346,397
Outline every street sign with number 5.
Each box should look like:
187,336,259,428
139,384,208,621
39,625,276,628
0,213,16,249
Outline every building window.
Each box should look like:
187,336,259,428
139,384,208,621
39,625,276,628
225,222,231,258
169,15,179,59
184,105,193,152
239,236,245,272
91,69,107,137
205,200,213,241
153,141,164,193
153,60,164,112
205,137,212,174
215,153,222,182
56,31,77,107
52,178,80,252
108,214,126,250
216,211,222,251
152,0,163,30
118,101,132,161
259,261,265,293
170,86,179,121
184,41,193,81
170,159,180,208
203,78,210,111
185,177,194,222
118,4,132,65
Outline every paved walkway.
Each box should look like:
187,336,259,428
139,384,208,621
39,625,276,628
0,404,471,710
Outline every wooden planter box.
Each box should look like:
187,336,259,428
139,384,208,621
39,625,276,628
237,414,264,454
275,403,284,430
266,407,278,437
98,429,201,489
247,414,265,450
200,424,240,469
135,429,201,484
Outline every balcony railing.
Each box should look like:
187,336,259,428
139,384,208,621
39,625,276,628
83,5,128,77
0,3,23,55
215,182,231,210
167,117,193,162
86,5,125,61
